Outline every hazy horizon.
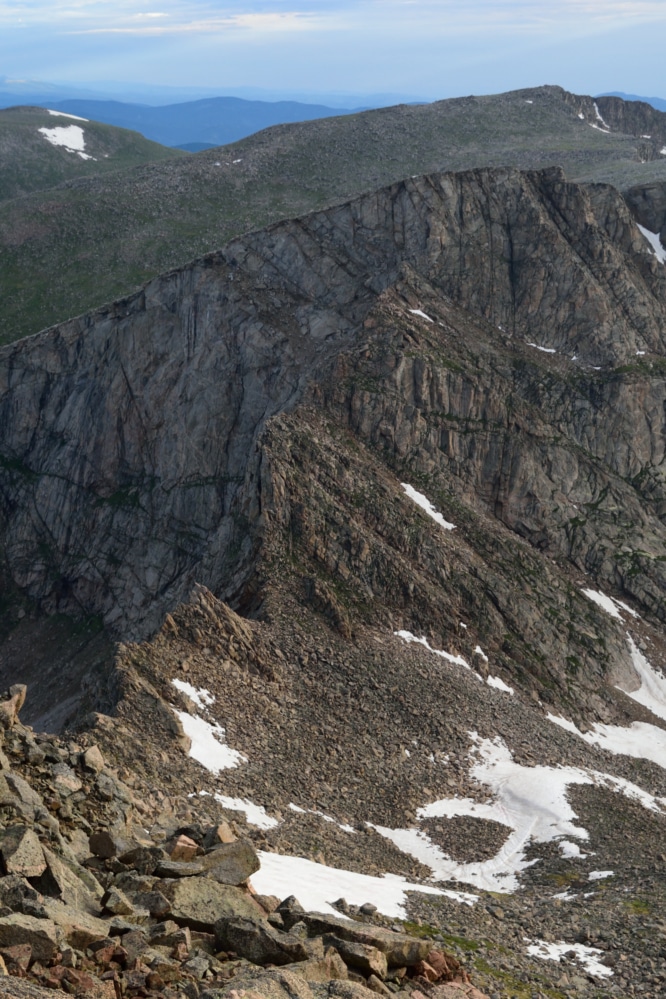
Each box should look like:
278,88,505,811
1,2,665,105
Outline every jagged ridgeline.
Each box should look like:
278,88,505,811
1,164,666,697
4,85,666,345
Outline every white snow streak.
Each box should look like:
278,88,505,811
625,634,666,721
593,102,610,129
638,224,666,264
214,794,279,830
252,851,472,919
401,483,455,530
526,938,612,978
486,675,514,695
396,631,481,678
526,342,556,353
408,308,434,323
171,679,215,710
589,869,614,881
175,711,246,773
46,109,88,121
581,588,629,620
473,645,488,662
289,803,356,834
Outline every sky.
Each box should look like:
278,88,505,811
1,0,666,103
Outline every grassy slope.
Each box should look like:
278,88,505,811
0,106,183,202
2,85,666,345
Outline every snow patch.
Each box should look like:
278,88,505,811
39,124,86,152
581,588,627,619
396,631,481,678
578,112,585,119
214,794,279,830
548,705,666,774
486,675,514,695
171,679,215,710
593,102,610,129
289,803,355,834
46,109,88,121
588,869,613,881
625,634,666,722
252,851,473,919
174,711,246,773
408,308,434,322
372,732,664,893
401,483,455,530
559,839,588,859
526,342,556,353
660,146,666,155
638,224,666,264
473,645,488,661
526,938,612,978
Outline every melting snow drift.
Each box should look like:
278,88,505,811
175,711,246,773
371,732,665,893
638,224,666,264
252,851,474,919
401,483,455,530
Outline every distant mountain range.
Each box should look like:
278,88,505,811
38,96,360,149
600,91,666,113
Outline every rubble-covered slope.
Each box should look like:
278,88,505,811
3,165,666,996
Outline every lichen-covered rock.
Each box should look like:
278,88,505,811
160,877,261,931
0,826,45,879
0,913,59,962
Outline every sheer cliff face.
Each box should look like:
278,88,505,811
0,165,665,680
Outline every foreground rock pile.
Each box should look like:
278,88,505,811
0,686,487,999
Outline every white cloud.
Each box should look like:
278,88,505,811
6,0,666,38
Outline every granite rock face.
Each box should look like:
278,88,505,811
1,166,666,652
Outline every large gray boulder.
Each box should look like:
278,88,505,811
0,913,59,961
216,915,309,966
299,913,430,967
201,838,260,886
160,877,260,932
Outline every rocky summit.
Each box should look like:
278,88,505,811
2,159,666,998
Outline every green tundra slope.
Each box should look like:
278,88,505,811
0,105,183,202
2,84,666,345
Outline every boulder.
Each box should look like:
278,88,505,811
42,899,110,949
284,948,349,983
299,913,430,967
4,773,42,811
167,834,199,862
0,686,26,729
129,889,171,918
323,935,388,979
201,967,317,999
40,846,103,913
202,838,260,885
0,875,43,916
0,826,46,879
102,886,135,916
216,915,310,965
0,913,59,961
203,822,236,848
82,745,105,773
89,827,131,859
155,858,206,878
160,877,261,931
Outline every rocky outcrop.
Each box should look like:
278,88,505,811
1,166,666,650
0,689,485,999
